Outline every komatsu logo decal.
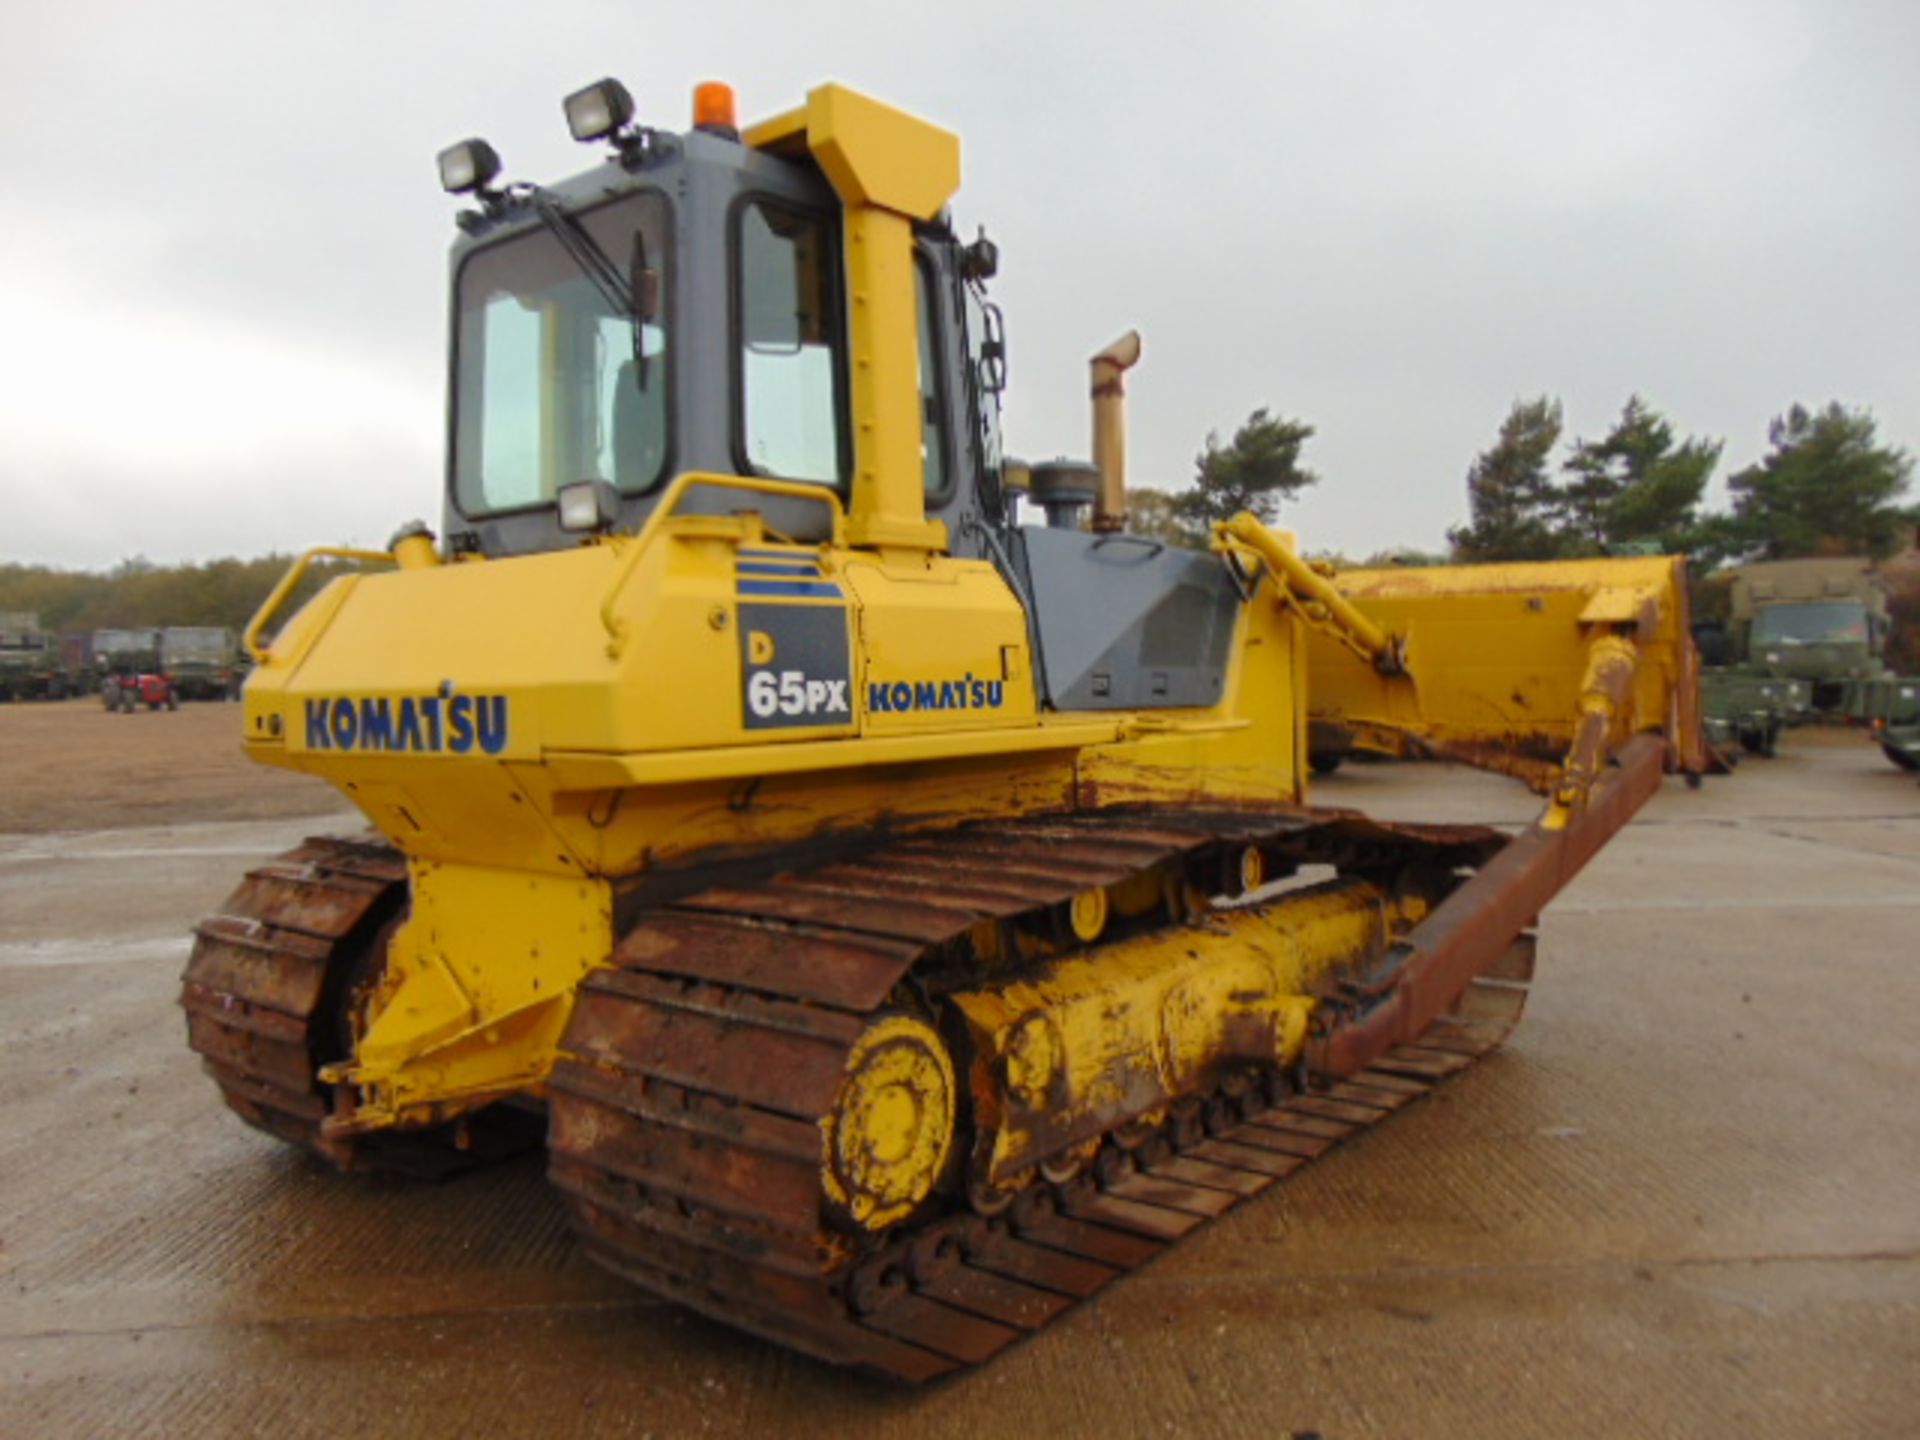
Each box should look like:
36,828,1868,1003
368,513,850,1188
868,675,1005,713
303,693,509,754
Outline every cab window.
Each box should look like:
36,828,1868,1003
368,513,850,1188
915,256,949,501
452,190,670,516
737,200,843,484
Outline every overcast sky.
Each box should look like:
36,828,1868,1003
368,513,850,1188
2,0,1914,569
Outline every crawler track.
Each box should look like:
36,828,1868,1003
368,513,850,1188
549,807,1520,1381
180,835,537,1175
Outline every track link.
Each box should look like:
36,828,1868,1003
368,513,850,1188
180,834,537,1175
549,807,1521,1381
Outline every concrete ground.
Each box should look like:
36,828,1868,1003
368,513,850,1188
0,727,1915,1437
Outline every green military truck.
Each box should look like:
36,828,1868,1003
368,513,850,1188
1881,722,1920,772
0,612,67,701
1729,558,1889,711
1849,676,1920,771
1697,668,1808,758
1701,558,1884,754
160,626,244,700
1702,557,1920,770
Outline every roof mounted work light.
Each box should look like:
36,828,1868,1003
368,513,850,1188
564,78,636,143
437,138,502,195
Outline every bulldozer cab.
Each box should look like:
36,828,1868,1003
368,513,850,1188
437,81,1253,720
440,89,1009,565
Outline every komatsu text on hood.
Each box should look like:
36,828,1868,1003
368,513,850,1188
303,691,509,755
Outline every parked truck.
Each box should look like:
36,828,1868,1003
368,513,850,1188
1699,557,1903,755
1727,558,1889,708
160,626,244,700
0,612,67,701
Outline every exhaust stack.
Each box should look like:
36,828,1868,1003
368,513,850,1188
1089,331,1142,533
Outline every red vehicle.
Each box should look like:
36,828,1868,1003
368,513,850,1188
93,629,178,712
101,670,178,712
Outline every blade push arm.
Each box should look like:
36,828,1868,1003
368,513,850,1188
1216,514,1708,1078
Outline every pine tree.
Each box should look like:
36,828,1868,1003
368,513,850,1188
1448,396,1564,561
1170,408,1317,538
1725,402,1914,559
1555,397,1718,555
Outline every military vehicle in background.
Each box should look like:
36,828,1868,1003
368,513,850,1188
1692,619,1802,756
92,627,178,712
161,626,244,700
1846,676,1920,771
1697,668,1806,758
59,632,96,691
0,612,67,701
1728,558,1888,711
1699,557,1899,755
1880,721,1920,772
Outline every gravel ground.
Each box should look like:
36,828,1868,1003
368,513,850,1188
0,713,1914,1438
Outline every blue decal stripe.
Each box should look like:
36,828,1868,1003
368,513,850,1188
737,560,825,577
737,579,845,599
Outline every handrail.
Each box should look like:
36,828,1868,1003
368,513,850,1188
1214,512,1405,674
599,471,846,657
242,546,396,664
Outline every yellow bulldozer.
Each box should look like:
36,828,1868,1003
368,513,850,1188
181,79,1706,1380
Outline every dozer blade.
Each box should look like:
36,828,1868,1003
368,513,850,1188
1299,550,1710,788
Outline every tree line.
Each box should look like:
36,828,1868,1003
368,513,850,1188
1449,397,1915,566
0,554,373,638
6,396,1913,639
1128,397,1916,571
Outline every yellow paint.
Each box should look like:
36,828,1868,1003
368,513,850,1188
225,86,1703,1143
820,1014,956,1230
947,878,1423,1184
1067,887,1110,943
1299,551,1704,786
319,859,612,1129
749,84,956,552
241,545,393,663
597,470,844,657
391,529,440,572
842,553,1038,734
1217,512,1399,668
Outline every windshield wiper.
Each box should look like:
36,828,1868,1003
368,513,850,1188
528,190,634,318
524,189,658,385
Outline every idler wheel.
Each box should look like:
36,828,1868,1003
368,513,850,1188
1064,886,1110,945
821,1014,957,1232
1224,845,1266,897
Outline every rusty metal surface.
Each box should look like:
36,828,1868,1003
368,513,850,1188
614,911,920,1011
547,803,1539,1382
1310,734,1664,1078
178,838,404,1162
178,835,539,1177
